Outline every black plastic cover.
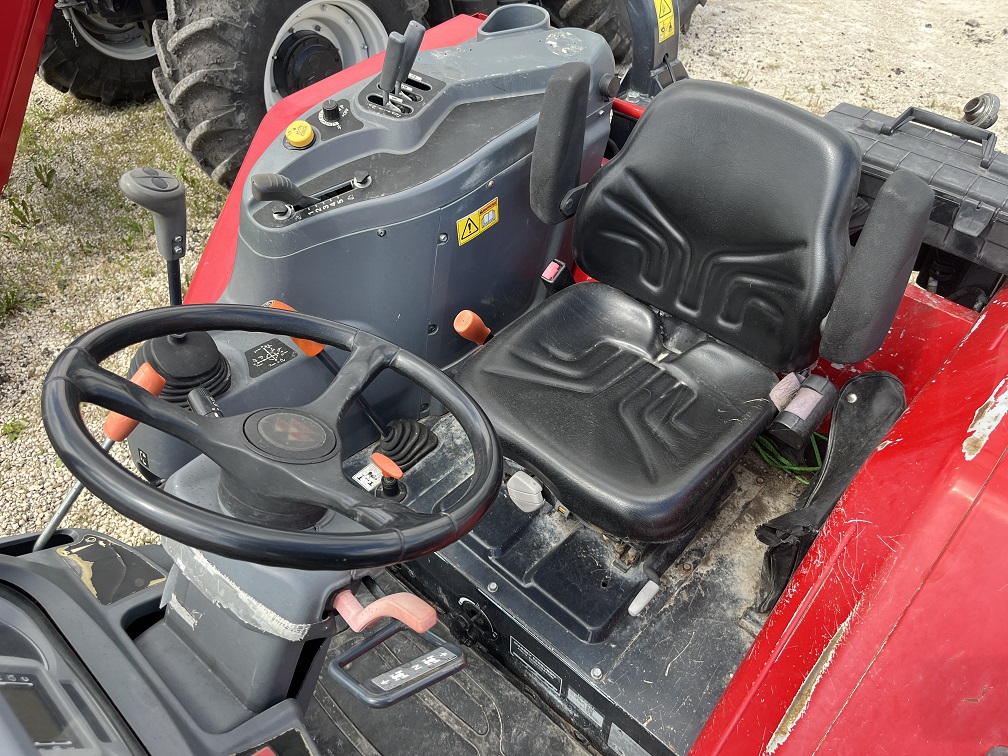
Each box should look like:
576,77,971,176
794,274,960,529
454,282,778,541
574,79,862,373
530,63,591,225
825,102,1008,275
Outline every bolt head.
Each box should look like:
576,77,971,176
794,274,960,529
846,393,858,403
377,228,386,237
487,180,495,189
438,233,449,243
590,667,603,680
314,24,321,31
487,582,498,593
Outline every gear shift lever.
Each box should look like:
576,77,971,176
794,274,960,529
119,168,187,306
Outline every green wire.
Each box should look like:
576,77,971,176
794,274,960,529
752,432,827,485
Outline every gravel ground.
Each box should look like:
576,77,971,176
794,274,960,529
1,0,1007,545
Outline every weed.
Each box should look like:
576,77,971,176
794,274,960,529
0,282,41,321
5,191,38,228
33,163,56,189
1,419,29,442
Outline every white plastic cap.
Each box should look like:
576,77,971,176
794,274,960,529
628,580,660,617
507,471,545,513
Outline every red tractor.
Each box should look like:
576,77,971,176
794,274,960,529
1,2,1006,755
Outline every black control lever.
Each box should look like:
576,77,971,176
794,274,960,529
187,387,223,417
395,21,425,96
379,32,406,106
250,172,320,209
119,168,187,306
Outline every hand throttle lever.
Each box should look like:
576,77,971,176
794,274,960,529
250,172,320,209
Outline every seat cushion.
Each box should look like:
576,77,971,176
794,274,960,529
454,283,779,542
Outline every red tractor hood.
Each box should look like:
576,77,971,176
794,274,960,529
0,0,53,189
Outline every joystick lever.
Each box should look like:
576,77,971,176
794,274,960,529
378,32,406,106
119,168,187,306
395,21,425,95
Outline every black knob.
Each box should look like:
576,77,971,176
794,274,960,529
321,98,340,124
598,73,621,100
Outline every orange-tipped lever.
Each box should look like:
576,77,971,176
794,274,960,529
372,452,403,498
263,300,325,356
454,310,491,345
102,363,167,442
334,589,436,634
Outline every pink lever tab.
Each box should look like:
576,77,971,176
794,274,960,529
334,590,437,634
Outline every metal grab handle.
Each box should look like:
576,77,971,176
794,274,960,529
882,106,998,169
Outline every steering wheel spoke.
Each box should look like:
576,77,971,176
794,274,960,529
302,334,398,427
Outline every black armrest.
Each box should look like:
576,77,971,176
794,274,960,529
820,169,934,365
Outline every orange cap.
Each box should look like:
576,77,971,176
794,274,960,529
103,363,167,442
453,310,491,345
262,300,325,356
371,452,403,480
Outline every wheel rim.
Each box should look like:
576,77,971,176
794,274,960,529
264,0,389,109
68,9,157,61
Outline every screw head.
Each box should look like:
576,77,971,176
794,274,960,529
438,233,449,243
487,180,495,189
590,667,603,680
314,24,321,31
377,228,386,237
487,582,498,593
846,393,858,403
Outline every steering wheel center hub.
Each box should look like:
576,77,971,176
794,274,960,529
244,409,337,462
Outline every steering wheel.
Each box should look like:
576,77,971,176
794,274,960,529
42,305,502,570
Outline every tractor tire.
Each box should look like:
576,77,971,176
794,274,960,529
541,0,632,64
37,9,159,105
153,0,424,187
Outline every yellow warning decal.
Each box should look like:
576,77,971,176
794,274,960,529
655,0,675,42
456,197,499,246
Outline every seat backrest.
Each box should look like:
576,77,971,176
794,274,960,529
574,79,861,373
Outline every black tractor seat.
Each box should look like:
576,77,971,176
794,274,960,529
455,77,934,543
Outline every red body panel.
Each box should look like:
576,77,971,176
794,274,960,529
817,284,980,404
184,14,485,305
695,290,1008,754
0,0,53,189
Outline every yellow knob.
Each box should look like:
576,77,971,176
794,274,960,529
285,120,315,149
